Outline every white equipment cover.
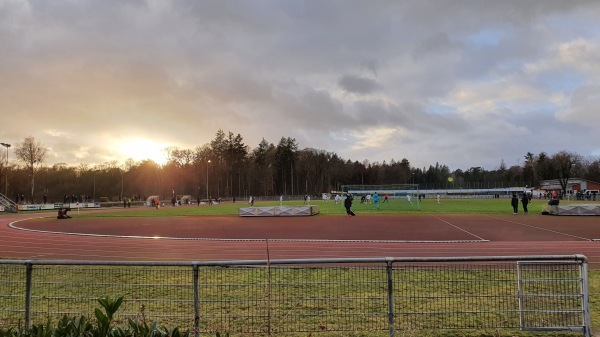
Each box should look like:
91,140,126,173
543,204,600,216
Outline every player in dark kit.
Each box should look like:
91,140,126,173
344,194,355,216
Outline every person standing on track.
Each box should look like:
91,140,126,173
511,193,519,214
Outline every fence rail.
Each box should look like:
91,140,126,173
0,255,592,337
0,192,17,212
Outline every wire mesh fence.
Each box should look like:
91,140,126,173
0,256,591,337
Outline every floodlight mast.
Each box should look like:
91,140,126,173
206,160,211,200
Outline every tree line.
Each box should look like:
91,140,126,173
0,132,596,203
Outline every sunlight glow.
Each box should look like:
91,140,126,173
118,138,169,165
351,127,398,150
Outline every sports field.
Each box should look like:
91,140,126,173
2,197,600,333
1,197,599,263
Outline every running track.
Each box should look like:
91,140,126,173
1,210,600,266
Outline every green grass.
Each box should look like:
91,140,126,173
69,196,600,218
1,264,593,336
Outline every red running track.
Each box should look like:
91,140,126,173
1,211,600,265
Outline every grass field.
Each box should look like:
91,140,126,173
75,196,600,218
3,263,588,337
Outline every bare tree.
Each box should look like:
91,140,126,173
550,151,582,196
15,136,48,202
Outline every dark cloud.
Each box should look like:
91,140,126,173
412,33,458,60
338,75,380,94
360,58,379,76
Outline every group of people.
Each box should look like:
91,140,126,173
358,193,390,205
64,194,91,204
343,192,383,216
14,194,26,204
511,193,530,214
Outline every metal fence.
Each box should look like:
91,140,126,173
0,255,592,337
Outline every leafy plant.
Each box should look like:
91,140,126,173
0,296,194,337
127,319,162,337
29,320,53,337
163,326,189,337
55,315,94,337
0,327,17,337
94,296,123,337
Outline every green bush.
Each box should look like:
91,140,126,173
0,297,193,337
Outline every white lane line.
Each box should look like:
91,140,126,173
486,215,593,241
431,215,488,241
8,218,487,243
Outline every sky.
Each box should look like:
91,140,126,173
1,0,600,171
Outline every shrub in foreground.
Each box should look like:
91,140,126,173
0,296,195,337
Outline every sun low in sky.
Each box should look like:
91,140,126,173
118,138,169,166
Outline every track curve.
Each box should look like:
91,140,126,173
1,211,600,266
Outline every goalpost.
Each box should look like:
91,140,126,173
340,184,421,209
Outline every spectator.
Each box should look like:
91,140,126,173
521,193,529,215
511,194,519,214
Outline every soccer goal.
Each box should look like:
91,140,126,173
340,184,421,209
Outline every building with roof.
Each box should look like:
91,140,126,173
539,178,600,194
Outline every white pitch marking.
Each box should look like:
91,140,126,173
486,215,592,241
431,215,488,241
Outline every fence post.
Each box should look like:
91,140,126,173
580,258,592,337
193,263,200,337
386,258,395,337
24,261,33,331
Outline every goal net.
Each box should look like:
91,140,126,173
340,184,421,208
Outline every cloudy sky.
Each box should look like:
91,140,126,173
1,0,600,170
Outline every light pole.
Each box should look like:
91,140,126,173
1,143,10,197
120,169,124,199
93,171,96,202
206,160,211,200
